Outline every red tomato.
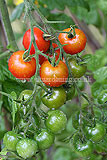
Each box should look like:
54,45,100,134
22,27,50,54
40,60,68,87
8,50,36,80
58,28,87,55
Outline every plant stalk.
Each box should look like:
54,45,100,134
0,0,18,51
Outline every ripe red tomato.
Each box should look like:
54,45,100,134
39,43,61,65
58,28,87,55
8,50,36,80
22,27,50,54
40,60,68,87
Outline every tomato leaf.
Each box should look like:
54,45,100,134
93,67,107,82
91,80,107,98
10,3,25,22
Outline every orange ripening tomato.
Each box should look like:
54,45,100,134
58,28,87,55
8,50,36,80
22,27,50,55
40,60,68,87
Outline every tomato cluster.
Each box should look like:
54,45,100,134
6,26,105,159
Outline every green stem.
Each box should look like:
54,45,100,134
0,91,12,100
0,50,10,59
0,0,18,51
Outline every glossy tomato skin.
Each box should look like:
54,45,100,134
98,89,107,104
22,27,50,54
74,140,93,157
58,28,87,55
16,138,38,159
68,58,87,78
34,129,54,150
41,87,66,109
8,51,36,80
40,61,69,87
18,90,33,115
3,131,19,151
46,110,67,134
84,123,106,143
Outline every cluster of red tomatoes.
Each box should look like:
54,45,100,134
8,27,87,87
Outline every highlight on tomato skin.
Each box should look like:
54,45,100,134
8,50,36,80
58,28,87,55
22,27,50,55
40,60,69,87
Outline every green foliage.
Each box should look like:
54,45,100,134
0,58,15,81
10,3,25,22
93,66,107,82
53,147,79,160
91,80,107,98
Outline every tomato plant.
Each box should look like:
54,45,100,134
0,0,107,159
40,60,69,87
41,87,66,109
8,50,36,80
22,27,50,54
58,28,87,55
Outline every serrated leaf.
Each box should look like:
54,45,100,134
10,3,25,22
93,67,107,82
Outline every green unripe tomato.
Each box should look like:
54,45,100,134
74,140,93,157
16,139,38,159
18,90,33,115
85,123,106,143
68,58,87,78
98,89,107,104
19,90,33,102
65,85,75,101
3,131,19,151
41,87,66,109
46,110,67,134
34,129,54,150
